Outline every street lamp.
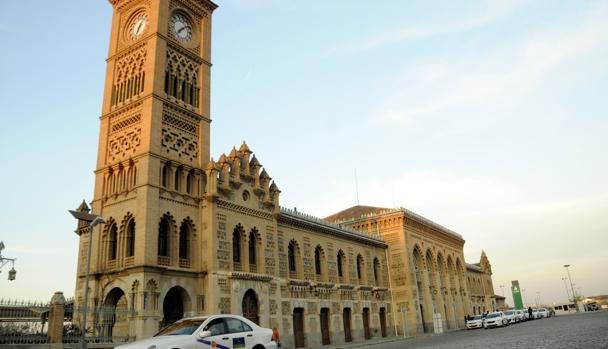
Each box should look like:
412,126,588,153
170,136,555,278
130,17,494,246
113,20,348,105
522,289,528,306
500,285,505,297
0,241,17,281
69,208,105,349
536,291,541,307
564,264,579,312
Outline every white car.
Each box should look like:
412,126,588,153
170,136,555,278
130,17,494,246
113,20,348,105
503,310,517,324
537,308,549,318
515,310,525,322
115,315,279,349
483,312,508,329
532,309,541,319
466,315,484,329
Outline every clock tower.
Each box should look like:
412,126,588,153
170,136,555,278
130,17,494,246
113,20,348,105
74,0,217,339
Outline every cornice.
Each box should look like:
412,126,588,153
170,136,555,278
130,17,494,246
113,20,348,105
216,199,274,220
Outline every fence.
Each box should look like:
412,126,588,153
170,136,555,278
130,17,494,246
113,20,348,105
0,296,132,345
0,299,50,344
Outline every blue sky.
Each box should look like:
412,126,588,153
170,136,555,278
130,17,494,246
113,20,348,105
1,0,607,306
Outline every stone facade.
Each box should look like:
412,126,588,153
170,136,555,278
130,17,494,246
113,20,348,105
72,0,499,348
465,251,498,315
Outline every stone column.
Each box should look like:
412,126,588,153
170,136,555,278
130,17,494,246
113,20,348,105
48,291,66,344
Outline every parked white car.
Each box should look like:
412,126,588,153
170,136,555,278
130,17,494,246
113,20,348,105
503,310,517,324
466,315,484,329
538,308,550,318
515,309,525,322
483,312,508,329
115,315,279,349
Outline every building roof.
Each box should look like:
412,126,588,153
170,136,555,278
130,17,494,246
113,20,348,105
466,263,483,273
279,207,386,248
324,205,392,222
325,205,463,240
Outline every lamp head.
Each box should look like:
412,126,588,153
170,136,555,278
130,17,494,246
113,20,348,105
8,267,16,281
564,264,570,268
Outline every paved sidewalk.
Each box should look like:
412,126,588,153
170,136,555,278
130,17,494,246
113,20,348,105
306,335,415,349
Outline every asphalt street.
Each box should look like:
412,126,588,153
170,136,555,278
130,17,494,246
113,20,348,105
344,311,608,349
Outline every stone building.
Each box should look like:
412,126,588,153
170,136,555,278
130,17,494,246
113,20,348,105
465,251,498,314
72,0,499,347
325,206,472,334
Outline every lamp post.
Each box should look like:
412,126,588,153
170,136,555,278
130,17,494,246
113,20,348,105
522,289,528,306
500,285,505,296
536,291,541,307
69,209,105,349
564,264,579,312
0,241,17,281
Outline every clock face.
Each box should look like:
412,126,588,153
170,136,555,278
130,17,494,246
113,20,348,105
130,14,148,40
171,13,193,43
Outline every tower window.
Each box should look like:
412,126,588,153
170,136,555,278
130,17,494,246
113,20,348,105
233,227,241,264
179,222,189,259
126,219,135,257
158,218,170,257
248,229,257,267
108,223,118,261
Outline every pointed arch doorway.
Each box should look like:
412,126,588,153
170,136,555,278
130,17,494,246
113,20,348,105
242,289,259,325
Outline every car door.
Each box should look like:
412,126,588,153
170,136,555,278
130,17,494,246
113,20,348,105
224,317,255,349
198,317,232,349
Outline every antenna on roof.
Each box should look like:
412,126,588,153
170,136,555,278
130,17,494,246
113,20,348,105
354,168,360,205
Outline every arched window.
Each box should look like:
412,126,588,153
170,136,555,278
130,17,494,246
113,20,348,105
288,242,296,273
174,167,182,191
248,229,257,267
356,254,364,282
161,164,170,188
186,171,194,195
158,218,169,257
337,250,345,278
233,228,241,264
314,246,322,275
108,223,118,260
179,222,189,259
126,219,135,257
373,257,380,285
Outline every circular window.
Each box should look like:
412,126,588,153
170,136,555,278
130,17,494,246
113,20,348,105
242,190,250,202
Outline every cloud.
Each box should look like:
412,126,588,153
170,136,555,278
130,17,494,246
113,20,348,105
332,0,526,53
374,2,608,127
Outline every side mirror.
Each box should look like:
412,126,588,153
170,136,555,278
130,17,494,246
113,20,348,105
198,330,212,338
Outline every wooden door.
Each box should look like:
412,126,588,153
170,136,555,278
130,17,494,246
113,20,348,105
343,308,352,342
379,307,387,337
320,308,330,345
242,290,259,325
362,308,371,340
293,308,305,348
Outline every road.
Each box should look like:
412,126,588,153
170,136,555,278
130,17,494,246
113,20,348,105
367,311,608,349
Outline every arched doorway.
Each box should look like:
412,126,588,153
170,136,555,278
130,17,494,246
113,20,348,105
162,287,185,327
242,289,259,325
101,287,128,339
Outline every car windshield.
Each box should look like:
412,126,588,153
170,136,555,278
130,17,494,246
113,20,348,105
473,315,482,320
155,318,207,336
504,311,514,315
487,313,501,318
